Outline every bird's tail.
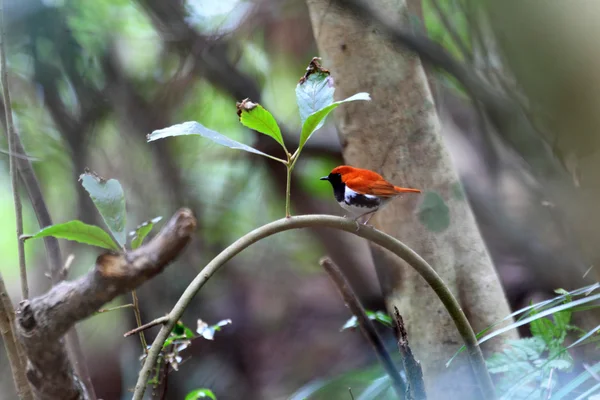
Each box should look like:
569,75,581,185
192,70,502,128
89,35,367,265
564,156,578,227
393,186,421,194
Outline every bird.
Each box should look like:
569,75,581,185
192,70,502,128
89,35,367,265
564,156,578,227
320,165,421,226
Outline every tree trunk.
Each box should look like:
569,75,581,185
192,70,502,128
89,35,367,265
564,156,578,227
305,0,517,398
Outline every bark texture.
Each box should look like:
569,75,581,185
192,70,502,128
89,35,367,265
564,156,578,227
305,1,516,398
16,208,196,400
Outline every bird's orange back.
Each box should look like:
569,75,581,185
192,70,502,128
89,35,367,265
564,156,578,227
332,165,421,197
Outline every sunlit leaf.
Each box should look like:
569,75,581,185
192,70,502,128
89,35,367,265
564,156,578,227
22,220,119,250
185,389,217,400
298,92,370,153
80,171,127,247
295,58,335,124
147,121,283,162
129,216,162,249
236,99,285,148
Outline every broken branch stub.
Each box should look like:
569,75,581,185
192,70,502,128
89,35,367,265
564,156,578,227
16,208,196,400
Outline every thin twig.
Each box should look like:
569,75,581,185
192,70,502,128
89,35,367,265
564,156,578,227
394,307,427,400
320,257,406,397
131,290,148,353
0,0,28,300
124,315,169,338
96,303,135,314
0,272,33,399
132,215,493,400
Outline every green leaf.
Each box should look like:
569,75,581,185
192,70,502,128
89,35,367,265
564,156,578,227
477,292,600,347
129,216,162,249
148,121,283,162
295,67,335,125
236,99,285,148
298,92,370,152
23,220,120,250
171,321,195,339
80,171,127,247
185,389,217,400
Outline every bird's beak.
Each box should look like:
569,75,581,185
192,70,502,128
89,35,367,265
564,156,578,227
320,176,329,181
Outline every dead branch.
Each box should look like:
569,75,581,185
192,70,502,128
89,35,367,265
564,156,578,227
15,208,196,400
320,257,406,397
393,307,427,400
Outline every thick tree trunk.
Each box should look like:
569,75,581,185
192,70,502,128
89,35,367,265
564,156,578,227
305,1,517,398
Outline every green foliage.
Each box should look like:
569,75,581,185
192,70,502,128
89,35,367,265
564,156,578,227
341,310,394,331
80,171,127,246
160,319,232,372
298,92,370,154
129,217,162,250
147,57,370,217
237,100,286,149
294,59,369,157
147,121,279,161
483,287,600,399
295,69,335,125
185,389,217,400
22,220,120,250
23,172,161,253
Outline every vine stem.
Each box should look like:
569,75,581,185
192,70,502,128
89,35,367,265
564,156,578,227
132,215,496,400
131,290,148,353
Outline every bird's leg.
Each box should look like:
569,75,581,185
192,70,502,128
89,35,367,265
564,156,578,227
356,210,378,228
362,211,378,225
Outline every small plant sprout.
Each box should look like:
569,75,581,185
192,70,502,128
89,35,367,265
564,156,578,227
146,57,371,217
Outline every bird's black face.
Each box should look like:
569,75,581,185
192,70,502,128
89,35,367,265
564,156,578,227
320,173,345,202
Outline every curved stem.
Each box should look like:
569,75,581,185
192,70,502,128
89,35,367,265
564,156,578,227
132,215,495,400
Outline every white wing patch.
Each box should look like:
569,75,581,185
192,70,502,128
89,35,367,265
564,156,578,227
344,187,377,203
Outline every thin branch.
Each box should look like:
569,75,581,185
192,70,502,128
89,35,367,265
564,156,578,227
320,257,406,397
132,215,494,400
15,208,196,400
124,315,169,338
96,303,134,314
0,0,28,300
0,272,33,399
393,307,427,400
131,290,148,352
